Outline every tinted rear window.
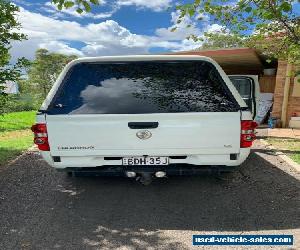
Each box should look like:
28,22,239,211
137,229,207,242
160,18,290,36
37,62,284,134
47,61,239,114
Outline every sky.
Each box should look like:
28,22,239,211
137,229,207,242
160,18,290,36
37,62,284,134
10,0,225,61
11,0,300,62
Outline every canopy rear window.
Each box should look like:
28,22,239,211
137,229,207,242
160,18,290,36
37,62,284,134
47,61,239,114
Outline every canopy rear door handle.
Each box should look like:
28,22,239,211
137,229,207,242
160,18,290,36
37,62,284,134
128,122,159,129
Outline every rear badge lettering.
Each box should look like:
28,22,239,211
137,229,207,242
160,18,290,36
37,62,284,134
58,146,95,150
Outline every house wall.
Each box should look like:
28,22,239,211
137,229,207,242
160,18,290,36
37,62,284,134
271,61,300,126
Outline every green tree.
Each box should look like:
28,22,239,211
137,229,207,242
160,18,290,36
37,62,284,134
27,49,77,102
175,0,300,63
0,0,28,114
197,33,244,50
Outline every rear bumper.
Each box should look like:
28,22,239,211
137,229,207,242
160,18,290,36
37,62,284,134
58,164,239,176
41,148,250,169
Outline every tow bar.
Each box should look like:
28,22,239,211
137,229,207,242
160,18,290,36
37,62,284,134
125,171,167,185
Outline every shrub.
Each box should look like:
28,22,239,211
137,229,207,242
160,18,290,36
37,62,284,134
1,94,40,113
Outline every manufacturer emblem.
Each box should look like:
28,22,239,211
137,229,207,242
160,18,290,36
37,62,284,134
136,130,152,140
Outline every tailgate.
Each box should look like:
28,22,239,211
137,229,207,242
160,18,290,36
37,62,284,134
46,112,241,156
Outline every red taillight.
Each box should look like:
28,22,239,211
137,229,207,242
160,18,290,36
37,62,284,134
241,120,257,148
31,123,50,151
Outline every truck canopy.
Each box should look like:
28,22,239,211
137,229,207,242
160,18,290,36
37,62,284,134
46,61,240,115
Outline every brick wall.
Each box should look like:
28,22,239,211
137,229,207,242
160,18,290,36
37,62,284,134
271,60,300,126
287,63,300,121
271,61,287,118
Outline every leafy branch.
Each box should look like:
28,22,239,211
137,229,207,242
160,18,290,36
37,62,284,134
51,0,101,14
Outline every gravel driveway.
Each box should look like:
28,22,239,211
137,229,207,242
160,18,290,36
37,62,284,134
0,141,299,250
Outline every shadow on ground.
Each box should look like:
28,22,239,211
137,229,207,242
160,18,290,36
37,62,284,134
0,149,299,249
58,151,300,249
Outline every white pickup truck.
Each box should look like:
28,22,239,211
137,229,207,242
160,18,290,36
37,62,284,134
32,55,257,183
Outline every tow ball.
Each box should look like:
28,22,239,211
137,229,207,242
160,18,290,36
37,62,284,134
125,171,167,185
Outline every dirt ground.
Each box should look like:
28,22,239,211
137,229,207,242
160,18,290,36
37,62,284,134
0,141,299,250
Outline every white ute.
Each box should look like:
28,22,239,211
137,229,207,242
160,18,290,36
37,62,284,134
32,55,257,183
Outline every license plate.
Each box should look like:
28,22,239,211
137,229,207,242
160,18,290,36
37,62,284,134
122,157,169,166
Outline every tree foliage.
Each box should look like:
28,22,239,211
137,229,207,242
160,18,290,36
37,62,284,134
26,49,77,102
0,0,29,114
51,0,100,14
176,0,300,63
196,33,245,50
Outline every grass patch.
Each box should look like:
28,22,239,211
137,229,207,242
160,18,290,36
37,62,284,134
0,130,33,165
0,111,36,132
266,138,300,164
0,111,36,165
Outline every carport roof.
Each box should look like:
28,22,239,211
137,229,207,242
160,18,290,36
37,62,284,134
173,47,265,74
